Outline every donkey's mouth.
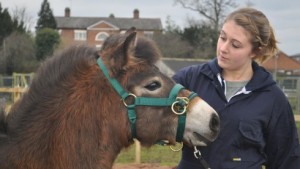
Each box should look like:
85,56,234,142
192,132,211,146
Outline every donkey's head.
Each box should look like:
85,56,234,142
99,29,220,147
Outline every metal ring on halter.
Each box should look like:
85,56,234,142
169,142,184,152
122,93,136,107
171,97,189,115
194,146,211,169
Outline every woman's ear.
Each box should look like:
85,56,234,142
252,47,262,58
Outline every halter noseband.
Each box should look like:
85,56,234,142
97,57,197,142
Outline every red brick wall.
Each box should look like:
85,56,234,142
59,28,160,49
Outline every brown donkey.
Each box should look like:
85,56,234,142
0,31,219,169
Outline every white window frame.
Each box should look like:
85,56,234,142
74,30,87,41
95,32,109,41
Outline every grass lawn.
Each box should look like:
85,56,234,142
116,143,181,166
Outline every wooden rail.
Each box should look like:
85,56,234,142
0,87,28,103
0,87,27,93
295,115,300,122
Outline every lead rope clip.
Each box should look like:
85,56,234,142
193,146,211,169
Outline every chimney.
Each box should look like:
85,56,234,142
133,9,139,19
65,7,70,17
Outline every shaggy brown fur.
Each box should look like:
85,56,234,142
0,31,189,169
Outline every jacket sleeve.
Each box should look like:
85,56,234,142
265,95,300,169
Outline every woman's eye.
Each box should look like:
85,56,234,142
145,81,161,91
232,43,241,48
219,35,226,41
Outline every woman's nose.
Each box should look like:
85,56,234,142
220,42,229,53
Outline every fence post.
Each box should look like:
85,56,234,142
134,139,141,164
295,115,300,122
297,78,300,114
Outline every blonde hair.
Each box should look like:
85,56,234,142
224,8,279,63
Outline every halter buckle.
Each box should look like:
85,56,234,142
171,97,189,115
122,93,136,107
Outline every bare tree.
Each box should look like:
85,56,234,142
174,0,237,31
154,32,193,58
11,6,34,33
154,16,193,58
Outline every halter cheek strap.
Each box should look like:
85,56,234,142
97,57,197,141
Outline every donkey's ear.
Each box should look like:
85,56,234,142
117,31,137,67
125,27,136,34
108,31,137,76
123,30,137,57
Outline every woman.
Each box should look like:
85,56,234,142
173,8,300,169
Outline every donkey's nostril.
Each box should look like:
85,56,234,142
209,113,220,132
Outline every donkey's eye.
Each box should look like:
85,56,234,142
145,81,161,91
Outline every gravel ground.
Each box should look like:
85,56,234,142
112,164,177,169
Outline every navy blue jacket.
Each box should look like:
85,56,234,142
173,59,300,169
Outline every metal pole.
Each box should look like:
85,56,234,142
297,77,300,114
274,52,279,81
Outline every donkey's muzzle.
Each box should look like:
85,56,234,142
209,113,220,139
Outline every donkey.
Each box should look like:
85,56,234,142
0,30,219,169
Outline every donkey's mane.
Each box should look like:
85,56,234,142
0,47,99,140
34,46,98,94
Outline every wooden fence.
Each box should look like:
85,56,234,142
0,87,27,93
295,115,300,122
0,87,28,103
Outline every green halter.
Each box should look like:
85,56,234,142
97,57,197,142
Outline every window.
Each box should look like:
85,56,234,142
282,79,297,90
74,30,87,41
95,32,109,41
144,31,154,39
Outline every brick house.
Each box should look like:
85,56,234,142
55,8,163,49
261,51,300,75
291,53,300,62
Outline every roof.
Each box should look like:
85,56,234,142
291,53,300,62
261,51,300,71
161,53,300,77
162,58,208,74
55,16,163,31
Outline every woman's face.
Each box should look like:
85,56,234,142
216,20,256,71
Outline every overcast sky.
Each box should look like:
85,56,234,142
1,0,299,56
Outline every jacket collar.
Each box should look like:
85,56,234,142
205,58,276,92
